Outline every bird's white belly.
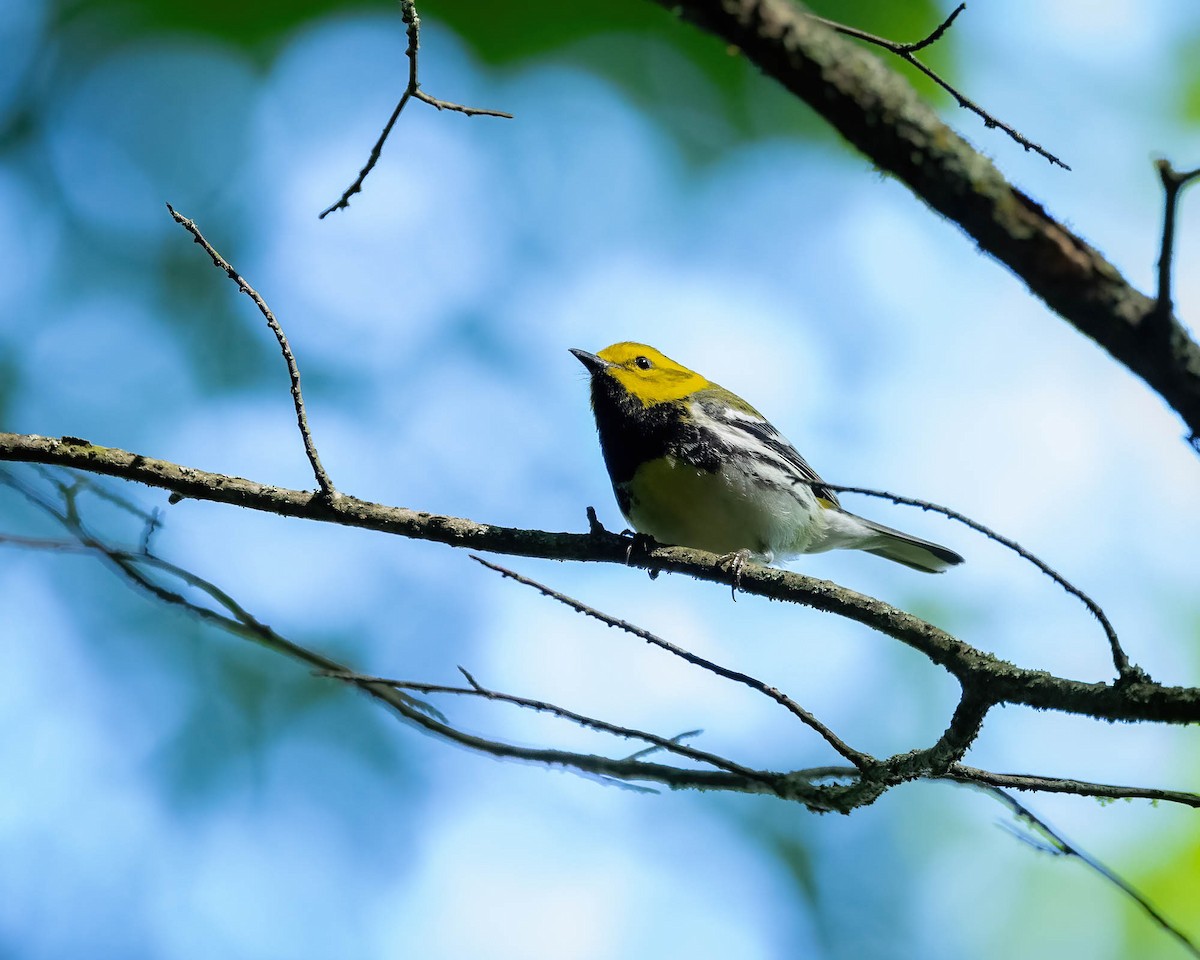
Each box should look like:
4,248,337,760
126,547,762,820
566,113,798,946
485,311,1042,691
622,456,822,561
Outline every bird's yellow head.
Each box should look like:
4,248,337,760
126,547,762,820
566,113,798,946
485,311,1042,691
570,342,712,406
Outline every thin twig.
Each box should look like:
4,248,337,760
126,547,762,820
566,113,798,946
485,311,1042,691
800,759,1200,810
319,666,774,786
806,4,1069,170
986,788,1200,957
949,766,1200,810
621,729,704,763
805,478,1137,683
896,2,965,54
319,0,512,218
1153,158,1200,320
469,554,874,769
165,204,336,499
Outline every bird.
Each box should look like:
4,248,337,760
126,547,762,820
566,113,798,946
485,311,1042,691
571,342,963,575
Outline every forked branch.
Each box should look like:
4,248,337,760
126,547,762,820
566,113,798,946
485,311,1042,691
806,3,1069,169
319,0,512,218
1153,158,1200,322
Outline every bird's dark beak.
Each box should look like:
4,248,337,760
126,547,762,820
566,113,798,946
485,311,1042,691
570,348,609,375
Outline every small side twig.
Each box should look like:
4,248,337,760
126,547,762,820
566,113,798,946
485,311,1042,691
804,479,1138,684
585,505,606,536
469,554,873,770
1153,158,1200,321
319,0,512,218
165,204,336,500
784,762,1200,811
621,729,704,763
807,4,1069,170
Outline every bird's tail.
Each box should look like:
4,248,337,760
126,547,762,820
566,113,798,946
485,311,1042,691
850,515,964,573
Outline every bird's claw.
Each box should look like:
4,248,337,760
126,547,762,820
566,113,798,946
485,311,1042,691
716,549,753,601
621,531,660,579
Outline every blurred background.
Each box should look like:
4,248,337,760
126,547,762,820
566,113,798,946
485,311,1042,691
2,0,1200,956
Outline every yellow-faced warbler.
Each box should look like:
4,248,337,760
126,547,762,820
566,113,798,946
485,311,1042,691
572,342,963,573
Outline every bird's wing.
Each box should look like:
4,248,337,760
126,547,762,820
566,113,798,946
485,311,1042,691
694,395,840,507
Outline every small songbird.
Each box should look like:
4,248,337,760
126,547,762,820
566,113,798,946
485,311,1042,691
571,342,963,573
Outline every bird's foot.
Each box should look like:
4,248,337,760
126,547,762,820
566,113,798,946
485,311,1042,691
716,548,754,601
621,531,660,579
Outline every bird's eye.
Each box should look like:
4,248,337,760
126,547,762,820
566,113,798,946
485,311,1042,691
634,356,652,370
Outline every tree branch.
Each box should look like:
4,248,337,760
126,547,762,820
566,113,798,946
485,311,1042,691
806,3,1069,169
987,789,1200,957
7,468,1197,827
165,204,336,499
319,0,512,219
880,685,992,780
948,766,1200,810
469,555,873,769
812,480,1138,682
654,0,1200,447
3,435,1199,725
1153,158,1200,322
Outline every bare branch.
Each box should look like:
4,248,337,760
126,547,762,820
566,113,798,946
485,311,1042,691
1153,158,1200,320
469,554,874,769
785,762,1200,814
894,2,965,54
881,686,992,779
1,469,438,717
655,0,1200,448
987,789,1200,957
807,479,1138,683
7,468,1198,828
949,766,1200,810
165,205,336,499
319,0,512,219
3,434,1199,725
806,4,1068,169
621,729,704,763
586,504,606,536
